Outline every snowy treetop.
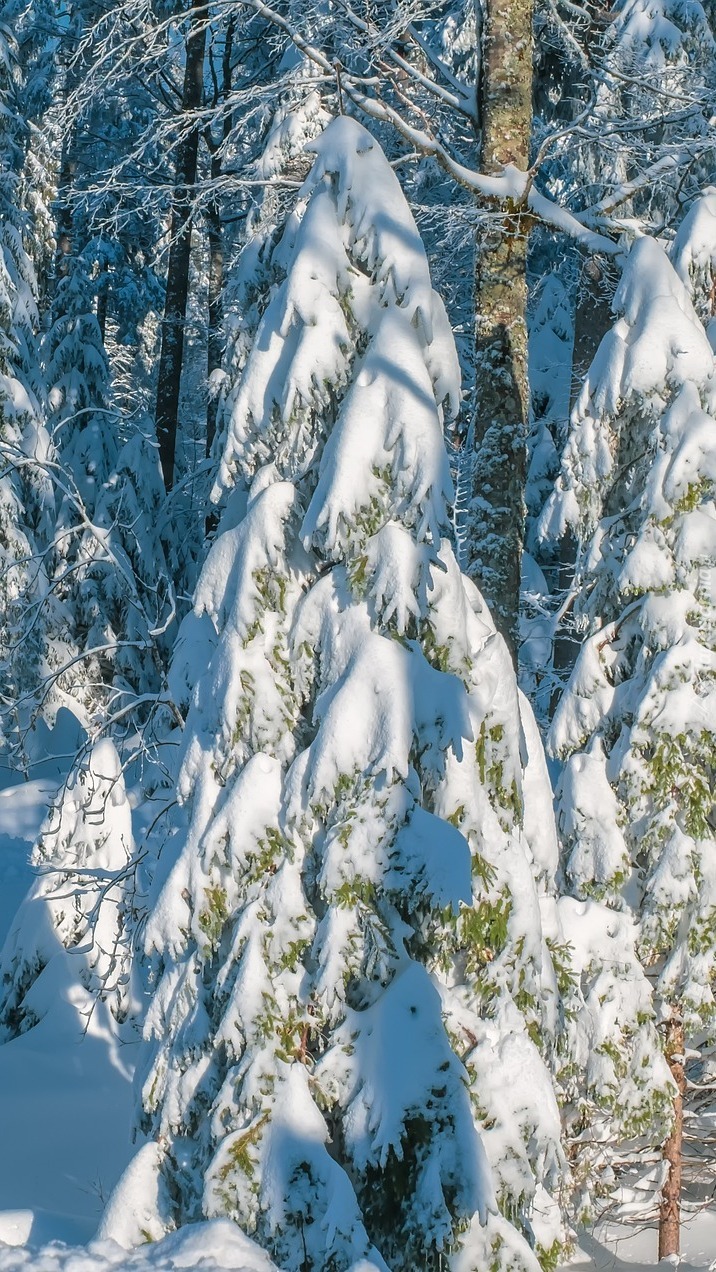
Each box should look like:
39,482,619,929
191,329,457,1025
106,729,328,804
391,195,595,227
540,235,715,540
672,188,716,344
214,115,460,558
609,0,715,69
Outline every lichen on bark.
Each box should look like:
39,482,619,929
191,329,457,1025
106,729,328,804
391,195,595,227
463,0,533,659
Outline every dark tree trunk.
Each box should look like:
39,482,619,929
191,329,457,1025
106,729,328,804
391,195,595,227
155,3,207,492
464,0,533,661
96,263,109,342
205,18,233,460
571,256,614,386
53,52,81,291
55,132,76,284
549,529,579,717
659,1015,685,1260
205,182,223,460
53,4,105,292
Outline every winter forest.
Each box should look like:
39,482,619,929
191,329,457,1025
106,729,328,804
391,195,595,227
0,0,714,1268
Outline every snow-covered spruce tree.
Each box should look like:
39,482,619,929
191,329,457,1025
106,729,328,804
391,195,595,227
209,87,332,477
541,217,716,1255
672,187,716,344
537,0,715,239
0,18,58,762
40,251,173,723
1,0,61,306
555,877,673,1219
0,278,49,762
0,738,137,1038
109,117,569,1271
521,272,575,722
44,255,119,522
69,427,174,716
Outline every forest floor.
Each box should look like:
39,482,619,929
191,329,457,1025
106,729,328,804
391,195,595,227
0,775,713,1271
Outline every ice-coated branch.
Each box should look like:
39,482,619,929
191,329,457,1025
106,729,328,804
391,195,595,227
241,0,621,255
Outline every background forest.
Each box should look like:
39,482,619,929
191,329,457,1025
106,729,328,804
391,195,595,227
0,0,714,1269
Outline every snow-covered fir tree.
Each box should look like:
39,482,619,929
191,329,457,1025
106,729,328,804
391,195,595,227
103,117,570,1271
541,205,716,1250
0,738,138,1037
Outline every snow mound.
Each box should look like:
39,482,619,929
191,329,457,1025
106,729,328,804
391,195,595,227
0,1222,280,1272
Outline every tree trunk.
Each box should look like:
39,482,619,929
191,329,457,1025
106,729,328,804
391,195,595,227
53,41,82,292
205,18,233,460
155,3,207,492
205,180,223,460
96,261,109,341
54,129,76,285
549,529,578,716
464,0,533,661
571,255,614,387
659,1015,685,1260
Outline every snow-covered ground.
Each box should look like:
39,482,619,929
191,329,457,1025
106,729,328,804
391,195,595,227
0,1223,278,1272
0,776,714,1271
568,1218,716,1270
0,781,59,944
0,778,137,1247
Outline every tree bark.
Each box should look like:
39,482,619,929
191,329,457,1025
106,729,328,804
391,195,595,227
464,0,532,661
96,260,109,342
205,18,233,460
53,27,83,292
155,3,207,492
659,1015,685,1260
571,256,614,388
205,182,223,460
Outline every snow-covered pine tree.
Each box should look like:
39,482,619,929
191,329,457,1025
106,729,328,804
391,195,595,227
0,738,137,1037
541,211,716,1255
604,0,715,168
0,311,50,764
164,83,333,638
105,116,570,1272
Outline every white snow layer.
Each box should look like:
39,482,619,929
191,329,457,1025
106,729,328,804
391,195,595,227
0,1223,279,1272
